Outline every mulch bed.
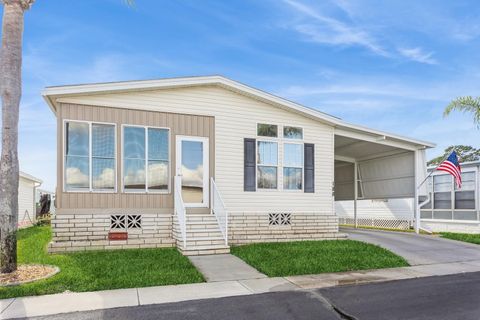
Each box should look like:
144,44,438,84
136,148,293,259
0,265,59,286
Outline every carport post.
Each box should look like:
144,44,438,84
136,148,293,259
354,161,358,228
414,150,420,234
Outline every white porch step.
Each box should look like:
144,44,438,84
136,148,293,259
173,214,230,256
179,244,230,256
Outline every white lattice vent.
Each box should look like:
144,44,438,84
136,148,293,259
110,214,142,230
339,217,412,230
127,215,142,229
110,215,126,230
269,213,291,226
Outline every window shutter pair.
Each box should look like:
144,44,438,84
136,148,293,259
243,139,314,193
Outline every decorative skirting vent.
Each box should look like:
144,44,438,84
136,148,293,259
269,213,291,226
110,214,142,230
127,215,142,229
111,215,126,230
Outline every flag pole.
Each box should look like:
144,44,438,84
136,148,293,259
415,148,459,234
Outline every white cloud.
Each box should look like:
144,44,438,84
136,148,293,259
282,0,388,56
398,47,437,65
93,168,115,189
181,165,203,188
65,167,89,187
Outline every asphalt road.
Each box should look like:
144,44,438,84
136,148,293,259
24,272,480,320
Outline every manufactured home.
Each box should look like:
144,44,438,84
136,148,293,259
43,76,434,255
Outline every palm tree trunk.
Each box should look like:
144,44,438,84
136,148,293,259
0,0,29,273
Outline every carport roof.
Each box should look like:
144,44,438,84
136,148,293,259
42,75,435,149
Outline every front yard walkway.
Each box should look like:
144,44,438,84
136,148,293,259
188,254,267,282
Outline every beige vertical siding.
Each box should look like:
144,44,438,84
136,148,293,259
57,103,215,210
58,85,335,214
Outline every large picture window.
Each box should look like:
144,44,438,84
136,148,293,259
65,121,116,191
283,143,303,190
123,126,169,192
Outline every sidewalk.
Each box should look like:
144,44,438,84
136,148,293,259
2,259,480,319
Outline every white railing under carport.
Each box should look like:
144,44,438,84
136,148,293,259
174,175,187,249
210,178,228,245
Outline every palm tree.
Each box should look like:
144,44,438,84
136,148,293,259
0,0,35,273
444,96,480,128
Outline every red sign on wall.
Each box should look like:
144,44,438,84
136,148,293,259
108,232,128,241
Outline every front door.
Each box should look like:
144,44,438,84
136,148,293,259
176,136,209,207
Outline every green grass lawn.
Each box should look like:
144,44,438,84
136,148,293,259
440,232,480,245
0,226,204,299
231,240,409,277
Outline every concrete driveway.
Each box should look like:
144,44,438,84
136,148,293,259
342,227,480,265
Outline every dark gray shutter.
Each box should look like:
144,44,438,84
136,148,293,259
244,138,256,191
304,143,315,193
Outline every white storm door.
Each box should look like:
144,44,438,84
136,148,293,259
176,136,209,207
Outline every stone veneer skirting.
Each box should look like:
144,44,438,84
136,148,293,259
228,212,343,244
49,210,343,252
48,210,175,253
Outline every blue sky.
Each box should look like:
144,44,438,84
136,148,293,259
1,0,480,190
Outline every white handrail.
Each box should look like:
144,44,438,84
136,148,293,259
174,176,187,249
211,178,228,245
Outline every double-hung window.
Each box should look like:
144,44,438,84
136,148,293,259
64,121,116,191
257,141,278,189
123,126,169,192
257,123,278,189
283,143,303,190
283,126,303,190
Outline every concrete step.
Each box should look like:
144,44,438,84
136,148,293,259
179,244,230,256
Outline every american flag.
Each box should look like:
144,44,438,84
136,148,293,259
436,151,462,188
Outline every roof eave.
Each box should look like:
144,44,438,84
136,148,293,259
42,75,436,149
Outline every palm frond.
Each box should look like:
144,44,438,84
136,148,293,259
444,96,480,128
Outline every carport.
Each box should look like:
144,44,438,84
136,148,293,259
333,125,434,233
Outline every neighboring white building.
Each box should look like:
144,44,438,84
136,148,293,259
336,160,480,233
18,172,43,228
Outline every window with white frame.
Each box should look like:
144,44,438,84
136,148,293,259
257,123,278,138
64,121,116,191
283,143,303,190
455,172,475,209
283,126,303,139
257,141,278,189
255,124,305,190
123,126,169,192
433,174,451,209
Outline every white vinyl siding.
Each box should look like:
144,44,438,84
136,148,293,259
58,85,335,214
18,177,36,226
